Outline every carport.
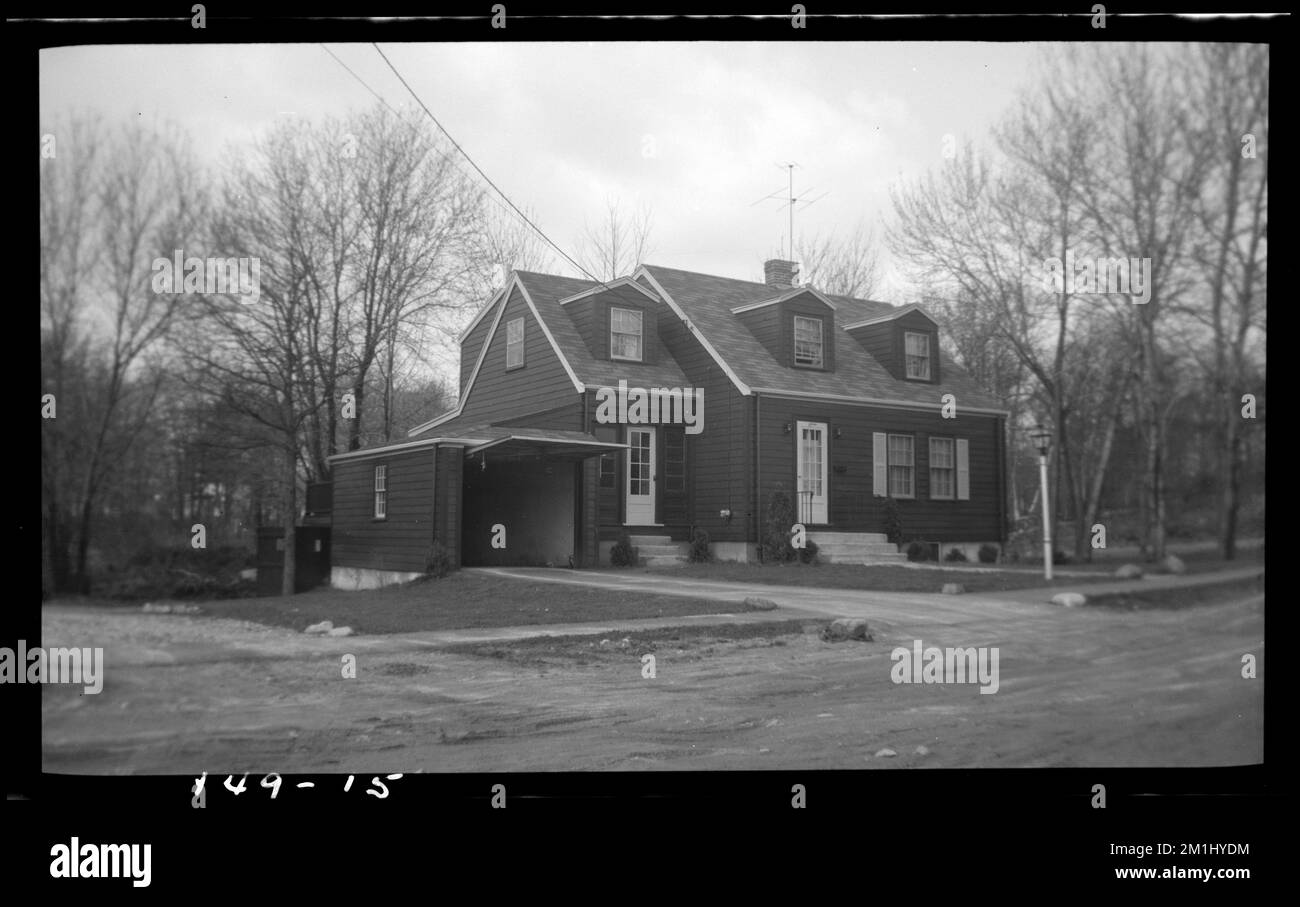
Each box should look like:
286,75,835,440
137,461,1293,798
459,431,626,568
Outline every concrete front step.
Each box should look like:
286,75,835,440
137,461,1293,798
628,534,689,567
806,531,891,545
812,542,902,557
641,554,689,567
819,553,910,565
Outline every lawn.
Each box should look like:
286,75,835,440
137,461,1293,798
193,570,751,634
1086,572,1264,611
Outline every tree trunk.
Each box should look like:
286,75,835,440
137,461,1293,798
281,443,297,597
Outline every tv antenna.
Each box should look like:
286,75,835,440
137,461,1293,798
750,161,830,262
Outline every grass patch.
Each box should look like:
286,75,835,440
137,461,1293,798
1087,573,1264,611
443,619,816,668
193,570,742,635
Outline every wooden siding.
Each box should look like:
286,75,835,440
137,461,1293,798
332,449,435,573
455,286,579,426
756,395,1003,541
459,303,495,398
734,304,782,361
653,315,753,542
601,294,660,365
433,445,463,567
848,310,940,384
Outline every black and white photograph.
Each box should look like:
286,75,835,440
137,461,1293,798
20,5,1273,886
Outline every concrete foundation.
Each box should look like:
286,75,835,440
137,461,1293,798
330,566,423,591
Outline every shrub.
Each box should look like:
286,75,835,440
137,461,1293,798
610,531,636,567
881,497,903,546
688,527,713,563
797,539,819,565
907,541,932,562
944,547,968,563
426,540,454,578
762,487,797,563
978,543,999,564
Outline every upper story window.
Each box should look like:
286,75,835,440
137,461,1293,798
904,331,931,380
793,315,824,368
505,317,525,369
373,465,387,519
610,307,643,361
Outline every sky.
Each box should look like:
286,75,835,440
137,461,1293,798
41,41,1043,302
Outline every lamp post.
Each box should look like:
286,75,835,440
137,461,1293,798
1031,424,1053,581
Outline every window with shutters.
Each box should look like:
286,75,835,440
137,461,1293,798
888,434,915,498
929,437,955,499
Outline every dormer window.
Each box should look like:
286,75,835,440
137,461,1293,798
904,331,931,380
793,315,824,368
610,307,643,361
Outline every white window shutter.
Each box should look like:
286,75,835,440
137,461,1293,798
873,432,888,497
956,438,970,500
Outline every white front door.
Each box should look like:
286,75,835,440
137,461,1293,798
796,421,828,525
625,426,656,525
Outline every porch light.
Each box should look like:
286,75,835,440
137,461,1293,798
783,422,792,434
1030,424,1052,457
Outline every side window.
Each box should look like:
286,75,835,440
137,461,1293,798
610,307,644,361
793,315,824,368
373,465,387,519
506,317,525,369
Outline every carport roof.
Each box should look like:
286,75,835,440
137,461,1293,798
465,428,628,461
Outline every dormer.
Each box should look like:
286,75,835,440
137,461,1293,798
844,303,942,383
732,284,838,372
560,277,663,364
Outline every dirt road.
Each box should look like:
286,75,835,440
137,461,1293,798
41,586,1263,773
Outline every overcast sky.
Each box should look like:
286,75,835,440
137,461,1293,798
41,41,1042,301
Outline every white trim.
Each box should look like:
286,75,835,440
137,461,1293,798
635,266,752,396
843,303,939,331
516,277,585,394
558,276,660,306
465,435,629,456
328,437,480,465
750,386,1010,417
609,305,644,362
456,282,511,343
730,286,838,314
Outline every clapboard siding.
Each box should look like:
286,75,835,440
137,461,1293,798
654,313,752,542
756,395,1003,541
332,449,435,572
460,303,495,397
456,286,578,425
734,304,782,360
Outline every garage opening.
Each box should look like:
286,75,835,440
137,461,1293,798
458,433,625,567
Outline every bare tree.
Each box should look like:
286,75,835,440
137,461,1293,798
574,198,654,281
796,219,881,298
40,116,204,593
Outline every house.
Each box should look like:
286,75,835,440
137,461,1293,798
326,259,1009,588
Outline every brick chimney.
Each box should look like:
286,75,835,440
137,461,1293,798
764,259,799,290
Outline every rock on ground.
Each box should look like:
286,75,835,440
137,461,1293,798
327,626,354,637
941,583,965,595
1051,592,1087,608
875,748,897,758
1160,554,1188,575
1115,564,1144,579
304,620,334,635
744,596,778,611
821,618,872,642
915,745,930,756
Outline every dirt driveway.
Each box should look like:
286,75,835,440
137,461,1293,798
41,581,1263,773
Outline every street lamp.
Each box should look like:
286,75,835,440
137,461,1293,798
1030,423,1053,581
